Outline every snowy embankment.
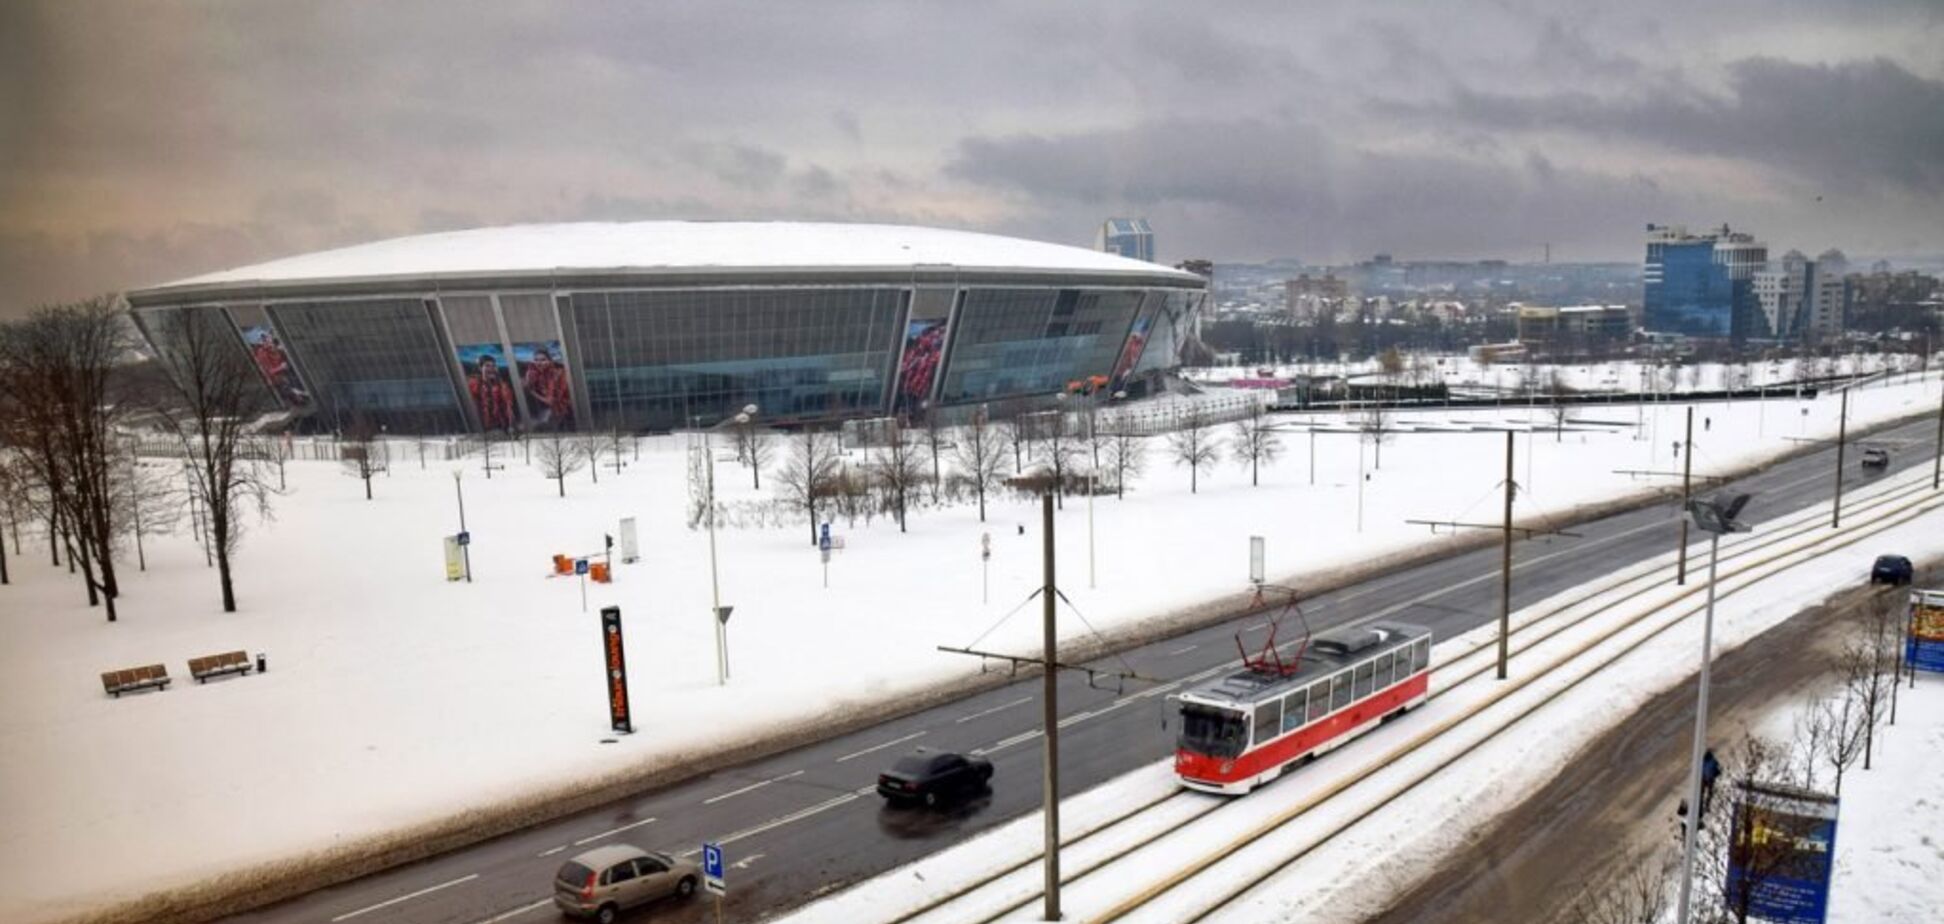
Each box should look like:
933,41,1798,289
777,465,1944,923
0,368,1938,923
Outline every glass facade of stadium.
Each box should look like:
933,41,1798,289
127,273,1205,435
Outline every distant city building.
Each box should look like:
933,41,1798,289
1755,248,1847,341
1283,272,1349,320
1097,218,1154,262
1643,223,1768,340
1514,304,1633,349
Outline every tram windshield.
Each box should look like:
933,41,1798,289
1178,703,1249,759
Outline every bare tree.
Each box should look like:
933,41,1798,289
534,425,584,497
920,406,945,503
147,307,278,611
1361,403,1394,469
873,421,927,532
952,408,1007,522
1230,403,1284,487
0,299,135,619
1813,689,1869,797
997,399,1031,473
1102,413,1146,499
577,429,602,484
1545,369,1574,441
118,457,184,574
258,433,293,491
1566,850,1673,924
1165,406,1222,493
604,427,629,474
1030,410,1078,508
775,427,840,546
0,447,21,585
339,416,385,500
731,420,774,490
1843,592,1900,771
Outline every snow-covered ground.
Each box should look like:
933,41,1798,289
0,366,1939,922
1190,353,1933,394
777,466,1944,923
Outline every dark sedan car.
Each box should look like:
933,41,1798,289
877,751,993,807
1872,555,1914,586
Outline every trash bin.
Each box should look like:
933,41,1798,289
256,652,267,673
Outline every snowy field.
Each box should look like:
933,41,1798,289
1189,352,1930,394
778,465,1944,923
0,365,1939,922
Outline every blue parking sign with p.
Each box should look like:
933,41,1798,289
702,841,725,895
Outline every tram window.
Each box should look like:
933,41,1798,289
1308,681,1330,721
1375,652,1393,687
1179,704,1249,759
1331,674,1352,711
1390,647,1408,683
1282,691,1306,732
1254,700,1281,744
1414,637,1431,671
1354,661,1375,699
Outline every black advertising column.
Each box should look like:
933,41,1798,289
601,606,633,734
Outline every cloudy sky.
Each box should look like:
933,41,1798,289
3,0,1942,317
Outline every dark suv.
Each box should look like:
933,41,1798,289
1872,555,1914,586
877,751,993,807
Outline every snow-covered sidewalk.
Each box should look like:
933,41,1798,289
0,367,1939,922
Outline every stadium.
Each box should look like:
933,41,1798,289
124,221,1207,435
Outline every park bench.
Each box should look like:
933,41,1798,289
100,664,171,698
188,650,254,683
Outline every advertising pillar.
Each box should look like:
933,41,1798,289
600,606,633,734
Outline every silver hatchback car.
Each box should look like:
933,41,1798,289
553,844,701,922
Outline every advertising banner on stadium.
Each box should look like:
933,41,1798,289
1111,312,1152,388
1727,781,1838,924
600,606,633,734
513,340,575,429
892,318,946,416
455,342,518,432
228,306,310,407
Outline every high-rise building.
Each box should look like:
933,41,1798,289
1643,224,1768,340
1807,249,1848,340
1754,248,1847,342
1097,218,1154,262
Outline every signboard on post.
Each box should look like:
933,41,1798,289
599,606,632,734
1249,535,1266,585
456,530,470,547
444,536,463,582
618,517,639,563
702,841,725,896
1908,589,1944,673
1727,780,1838,924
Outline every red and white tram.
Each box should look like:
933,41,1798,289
1175,623,1432,794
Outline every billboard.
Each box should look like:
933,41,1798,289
600,606,633,734
1908,591,1944,673
231,309,311,408
892,317,946,416
514,340,574,429
456,342,518,432
1726,781,1838,924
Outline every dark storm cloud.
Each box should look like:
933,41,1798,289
1432,56,1944,194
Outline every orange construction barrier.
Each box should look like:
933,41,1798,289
590,562,611,584
552,554,573,576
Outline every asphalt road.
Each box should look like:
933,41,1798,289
230,413,1941,924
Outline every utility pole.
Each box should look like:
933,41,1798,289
1833,390,1849,528
452,471,471,583
1499,430,1513,681
1676,406,1693,585
1040,492,1061,922
1933,376,1941,491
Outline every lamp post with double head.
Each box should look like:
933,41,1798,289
703,404,759,685
1674,490,1752,924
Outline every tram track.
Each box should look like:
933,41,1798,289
887,468,1944,924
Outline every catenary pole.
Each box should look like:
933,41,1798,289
1675,531,1724,924
1677,406,1693,585
1833,390,1849,528
1040,492,1062,921
1499,430,1513,681
1932,374,1941,491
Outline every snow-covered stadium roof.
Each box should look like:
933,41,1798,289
143,221,1201,294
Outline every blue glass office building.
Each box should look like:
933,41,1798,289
126,222,1206,434
1643,224,1768,340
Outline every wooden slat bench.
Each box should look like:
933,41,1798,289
101,664,171,698
188,650,254,683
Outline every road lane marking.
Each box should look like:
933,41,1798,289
678,791,864,856
472,898,553,924
570,816,658,846
536,845,565,857
835,730,926,762
330,874,479,921
954,695,1033,723
703,770,804,805
1166,644,1198,655
733,852,767,870
973,728,1043,756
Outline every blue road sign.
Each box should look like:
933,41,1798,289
702,841,725,896
820,522,832,544
574,558,589,576
456,530,470,547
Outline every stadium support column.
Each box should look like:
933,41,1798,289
1833,390,1849,528
1498,430,1513,681
1677,407,1693,585
1041,491,1062,921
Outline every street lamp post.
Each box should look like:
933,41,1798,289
452,470,471,583
1675,491,1752,924
703,404,759,686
